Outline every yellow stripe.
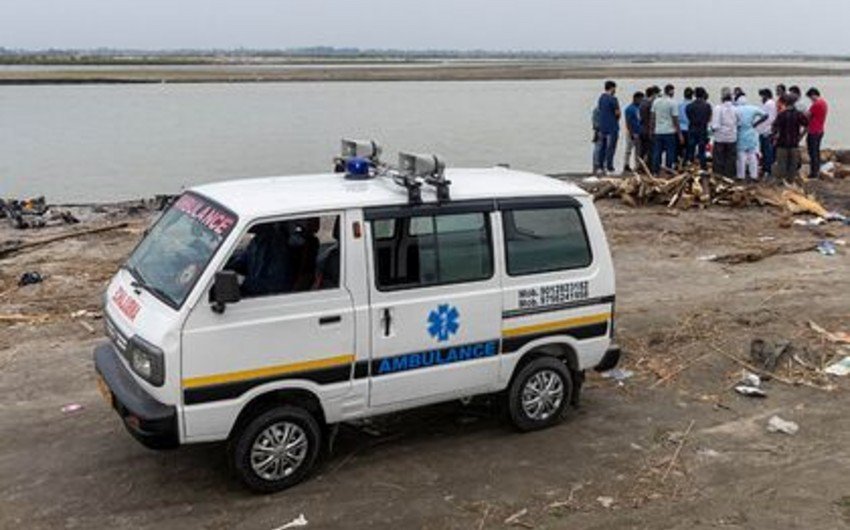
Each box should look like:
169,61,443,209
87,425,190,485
182,353,355,389
502,313,610,338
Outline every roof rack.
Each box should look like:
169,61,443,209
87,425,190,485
334,139,451,206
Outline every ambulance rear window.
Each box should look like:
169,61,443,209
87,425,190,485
503,207,592,275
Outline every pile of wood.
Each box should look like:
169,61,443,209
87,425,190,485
817,149,850,179
587,165,829,216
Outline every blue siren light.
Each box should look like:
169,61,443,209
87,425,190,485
345,157,372,179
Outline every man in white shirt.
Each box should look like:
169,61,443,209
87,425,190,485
650,84,684,174
757,88,778,178
711,87,739,177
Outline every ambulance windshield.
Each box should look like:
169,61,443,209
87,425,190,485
124,193,237,308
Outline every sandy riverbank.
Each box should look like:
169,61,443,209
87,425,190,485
2,176,850,528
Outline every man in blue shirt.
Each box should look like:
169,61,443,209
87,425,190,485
623,91,644,173
594,80,621,175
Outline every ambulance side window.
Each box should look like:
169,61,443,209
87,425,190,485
372,212,493,290
503,207,591,276
224,214,340,298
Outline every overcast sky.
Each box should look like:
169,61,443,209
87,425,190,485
3,0,850,55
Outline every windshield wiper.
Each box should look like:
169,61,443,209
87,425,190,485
121,264,175,305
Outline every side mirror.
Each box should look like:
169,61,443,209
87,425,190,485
211,270,241,313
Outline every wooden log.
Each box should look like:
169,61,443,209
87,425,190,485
781,190,828,217
0,222,130,260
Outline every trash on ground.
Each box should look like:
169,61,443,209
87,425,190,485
750,339,791,372
825,211,848,223
698,254,718,261
18,271,43,286
697,448,722,459
740,370,761,388
271,514,308,530
766,415,799,435
824,356,850,377
734,385,767,398
601,368,634,381
61,403,85,414
70,309,102,320
817,240,837,256
596,496,614,509
793,217,826,227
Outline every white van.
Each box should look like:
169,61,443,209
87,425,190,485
94,141,619,492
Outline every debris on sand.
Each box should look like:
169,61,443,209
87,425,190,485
596,496,614,509
0,313,50,324
750,339,791,372
0,222,129,260
18,271,43,287
601,368,634,382
1,196,83,229
734,384,767,398
824,357,850,377
817,240,838,256
735,370,767,398
662,420,695,483
766,416,799,435
271,514,308,530
504,508,530,526
808,321,850,345
705,242,817,264
816,149,850,178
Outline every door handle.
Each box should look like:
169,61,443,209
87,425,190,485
381,308,393,337
319,315,342,326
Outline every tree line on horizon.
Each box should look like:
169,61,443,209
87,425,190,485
1,47,847,65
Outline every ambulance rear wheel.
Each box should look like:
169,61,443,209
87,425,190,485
230,405,321,493
507,357,573,432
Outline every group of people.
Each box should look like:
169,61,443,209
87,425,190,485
592,80,829,181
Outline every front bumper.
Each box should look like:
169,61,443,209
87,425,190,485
594,344,621,372
94,342,179,450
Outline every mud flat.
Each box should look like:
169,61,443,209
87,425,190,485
4,60,850,84
1,178,850,528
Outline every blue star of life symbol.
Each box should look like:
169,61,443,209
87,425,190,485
427,304,460,342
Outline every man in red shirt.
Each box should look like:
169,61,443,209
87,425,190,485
806,87,829,179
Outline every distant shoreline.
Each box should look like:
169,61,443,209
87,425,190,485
3,61,850,84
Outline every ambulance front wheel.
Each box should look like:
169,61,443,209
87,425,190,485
507,357,573,432
230,405,322,493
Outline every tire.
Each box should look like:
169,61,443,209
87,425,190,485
230,405,322,493
507,357,573,432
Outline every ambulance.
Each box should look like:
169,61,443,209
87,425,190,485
94,140,619,492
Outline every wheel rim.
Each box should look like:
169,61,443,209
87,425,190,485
521,369,565,421
250,421,309,481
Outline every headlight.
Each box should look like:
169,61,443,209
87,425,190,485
126,336,165,387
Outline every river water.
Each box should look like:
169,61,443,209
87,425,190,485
2,77,847,202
